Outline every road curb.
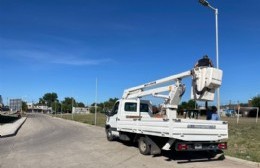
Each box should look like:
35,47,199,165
226,156,260,167
0,117,27,137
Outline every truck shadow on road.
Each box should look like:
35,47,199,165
156,150,225,164
120,140,225,164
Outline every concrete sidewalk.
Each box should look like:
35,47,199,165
225,156,260,168
0,117,27,137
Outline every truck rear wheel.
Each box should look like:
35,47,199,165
207,150,225,160
138,137,151,155
106,127,114,141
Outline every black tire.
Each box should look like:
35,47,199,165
106,127,114,141
207,150,225,160
216,150,225,160
138,137,151,155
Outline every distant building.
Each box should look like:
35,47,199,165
9,99,22,111
27,102,51,113
0,95,3,105
248,99,252,107
0,95,3,110
72,107,90,114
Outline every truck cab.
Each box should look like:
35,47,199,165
105,99,153,140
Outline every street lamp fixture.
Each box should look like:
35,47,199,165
199,0,209,7
199,0,220,114
199,0,217,11
198,0,218,68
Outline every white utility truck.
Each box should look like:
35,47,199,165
105,66,228,157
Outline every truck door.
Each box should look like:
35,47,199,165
117,100,140,132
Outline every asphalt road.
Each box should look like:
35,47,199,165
0,113,258,168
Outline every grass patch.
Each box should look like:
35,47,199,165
53,113,260,162
223,117,260,162
53,113,106,127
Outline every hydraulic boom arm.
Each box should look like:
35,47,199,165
122,67,222,108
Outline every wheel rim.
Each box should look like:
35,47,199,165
139,139,147,152
107,129,112,138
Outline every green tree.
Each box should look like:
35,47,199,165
22,101,28,112
102,98,118,112
186,99,197,109
178,99,198,115
61,97,76,113
251,96,260,108
89,106,102,113
51,100,60,112
41,92,58,107
77,102,85,107
89,97,118,113
38,98,45,105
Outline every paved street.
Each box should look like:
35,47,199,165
0,113,258,168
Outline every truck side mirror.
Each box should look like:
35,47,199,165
105,111,109,116
104,109,112,116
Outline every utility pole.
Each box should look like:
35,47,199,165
199,0,220,114
237,101,240,124
95,78,98,125
72,97,74,120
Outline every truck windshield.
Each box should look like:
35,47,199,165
111,102,119,115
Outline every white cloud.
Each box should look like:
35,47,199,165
0,37,113,66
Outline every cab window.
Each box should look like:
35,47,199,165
140,103,149,112
124,102,149,112
125,103,137,112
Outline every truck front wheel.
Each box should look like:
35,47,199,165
138,137,151,155
106,127,114,141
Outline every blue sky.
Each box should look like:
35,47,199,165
0,0,259,106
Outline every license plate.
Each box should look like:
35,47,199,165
195,144,202,149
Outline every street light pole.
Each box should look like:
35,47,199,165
94,78,98,125
199,0,220,115
71,97,74,120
